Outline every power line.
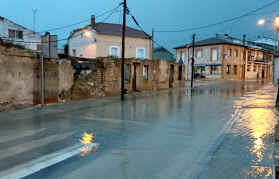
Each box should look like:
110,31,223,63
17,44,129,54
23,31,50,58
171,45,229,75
128,13,163,49
155,0,279,33
0,6,122,44
24,5,122,36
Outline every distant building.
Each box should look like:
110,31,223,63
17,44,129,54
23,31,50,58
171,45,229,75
174,34,273,81
68,15,152,59
0,16,41,51
41,32,58,59
152,47,176,62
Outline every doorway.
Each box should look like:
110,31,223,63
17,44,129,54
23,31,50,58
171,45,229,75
133,63,140,91
178,65,183,81
169,64,175,88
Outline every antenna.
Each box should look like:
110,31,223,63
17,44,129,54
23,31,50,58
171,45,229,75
32,9,38,33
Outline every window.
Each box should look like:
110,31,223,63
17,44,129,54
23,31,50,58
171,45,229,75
16,31,23,39
72,49,76,57
210,66,218,75
233,65,237,75
109,46,120,57
196,49,202,58
258,52,263,59
211,48,218,61
143,65,148,80
136,48,146,59
226,65,231,74
8,29,16,39
227,48,232,56
179,51,185,61
124,64,130,83
36,44,41,51
8,29,23,39
234,49,238,57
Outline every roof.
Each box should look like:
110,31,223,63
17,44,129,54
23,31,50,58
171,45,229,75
152,47,176,62
0,16,39,35
70,23,151,39
174,37,234,49
174,36,274,53
95,23,150,38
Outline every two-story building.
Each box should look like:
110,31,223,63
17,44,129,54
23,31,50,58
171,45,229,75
68,15,152,59
174,37,224,80
0,16,41,51
174,34,273,81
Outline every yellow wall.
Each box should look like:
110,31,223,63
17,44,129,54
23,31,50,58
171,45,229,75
96,34,152,59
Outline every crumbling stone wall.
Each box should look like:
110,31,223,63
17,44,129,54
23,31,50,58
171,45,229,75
58,60,74,102
71,58,185,101
72,68,105,100
0,44,74,112
0,45,37,112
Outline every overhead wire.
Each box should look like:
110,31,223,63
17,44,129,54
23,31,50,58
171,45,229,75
0,5,122,44
23,4,122,36
155,0,279,33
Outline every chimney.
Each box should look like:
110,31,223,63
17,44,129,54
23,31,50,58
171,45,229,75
242,34,246,46
91,15,95,27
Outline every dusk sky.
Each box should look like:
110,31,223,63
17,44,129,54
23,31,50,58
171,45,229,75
2,0,279,52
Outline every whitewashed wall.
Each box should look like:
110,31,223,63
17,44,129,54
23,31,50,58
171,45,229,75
68,28,97,58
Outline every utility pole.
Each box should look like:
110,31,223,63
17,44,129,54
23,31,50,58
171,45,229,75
152,28,154,59
191,34,196,89
121,0,127,101
40,54,45,108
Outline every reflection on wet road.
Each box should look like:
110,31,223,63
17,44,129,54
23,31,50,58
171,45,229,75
22,81,278,179
198,83,277,179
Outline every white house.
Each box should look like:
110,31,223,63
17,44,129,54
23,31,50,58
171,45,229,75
68,15,152,59
0,16,41,51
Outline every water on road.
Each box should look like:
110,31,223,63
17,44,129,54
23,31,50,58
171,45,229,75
11,81,278,179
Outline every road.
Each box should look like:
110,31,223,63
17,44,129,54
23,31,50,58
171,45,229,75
12,81,278,179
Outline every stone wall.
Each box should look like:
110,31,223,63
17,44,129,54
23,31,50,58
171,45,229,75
0,45,37,111
0,43,74,112
71,58,185,100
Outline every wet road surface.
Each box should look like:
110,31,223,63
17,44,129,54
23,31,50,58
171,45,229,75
6,81,277,179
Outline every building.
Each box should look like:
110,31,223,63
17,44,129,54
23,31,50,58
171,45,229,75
174,34,273,81
152,47,176,62
0,16,41,51
68,16,152,59
70,57,185,100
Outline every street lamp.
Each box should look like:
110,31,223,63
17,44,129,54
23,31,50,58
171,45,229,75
257,19,266,26
83,30,92,38
274,15,279,31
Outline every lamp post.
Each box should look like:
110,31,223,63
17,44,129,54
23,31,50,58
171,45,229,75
274,15,279,106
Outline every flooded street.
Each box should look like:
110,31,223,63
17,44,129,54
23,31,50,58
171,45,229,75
197,83,278,179
5,81,277,179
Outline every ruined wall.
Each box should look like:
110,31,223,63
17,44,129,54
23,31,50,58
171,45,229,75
0,44,74,112
0,46,37,111
71,68,105,100
58,60,74,102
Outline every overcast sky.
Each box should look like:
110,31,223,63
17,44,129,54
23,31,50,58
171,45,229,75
2,0,279,52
